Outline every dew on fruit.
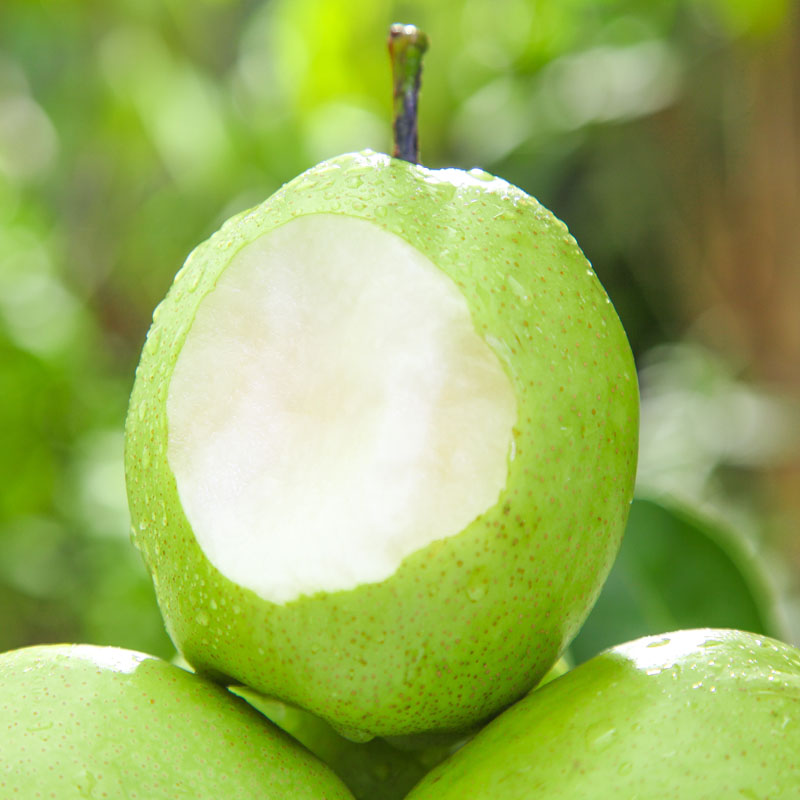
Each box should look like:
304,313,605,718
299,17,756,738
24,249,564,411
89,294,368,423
466,584,487,603
187,271,202,293
424,179,458,204
403,646,427,686
466,567,489,603
74,767,121,800
585,721,616,752
143,328,161,355
506,275,533,306
385,182,408,200
74,771,97,799
467,168,495,182
617,760,633,776
646,637,671,649
196,611,210,627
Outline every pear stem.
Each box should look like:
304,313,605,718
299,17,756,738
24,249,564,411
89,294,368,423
388,23,429,164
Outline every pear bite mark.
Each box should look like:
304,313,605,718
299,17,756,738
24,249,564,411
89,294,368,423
166,212,518,604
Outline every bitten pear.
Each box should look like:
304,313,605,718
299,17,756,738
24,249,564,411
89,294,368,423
125,150,639,741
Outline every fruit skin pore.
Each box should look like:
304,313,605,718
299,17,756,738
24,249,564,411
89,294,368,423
405,628,800,798
125,150,639,741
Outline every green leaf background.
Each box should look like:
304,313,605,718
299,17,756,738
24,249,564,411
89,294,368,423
572,494,783,663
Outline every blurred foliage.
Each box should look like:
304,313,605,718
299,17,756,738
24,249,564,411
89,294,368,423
571,493,783,663
0,0,798,657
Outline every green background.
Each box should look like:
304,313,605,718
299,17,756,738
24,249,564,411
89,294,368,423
1,0,798,660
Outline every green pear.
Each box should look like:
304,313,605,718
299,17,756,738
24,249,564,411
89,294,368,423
406,628,800,798
231,686,461,800
0,644,354,798
228,655,570,800
124,150,639,740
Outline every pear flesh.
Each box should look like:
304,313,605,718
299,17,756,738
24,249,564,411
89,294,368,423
167,213,517,604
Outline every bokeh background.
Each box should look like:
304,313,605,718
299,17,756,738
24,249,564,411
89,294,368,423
1,0,798,661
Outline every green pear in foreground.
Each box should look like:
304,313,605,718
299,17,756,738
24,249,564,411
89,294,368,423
0,644,354,799
232,687,461,800
124,149,638,741
406,628,800,798
229,656,570,800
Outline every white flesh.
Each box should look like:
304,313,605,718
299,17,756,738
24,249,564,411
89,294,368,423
167,213,516,603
